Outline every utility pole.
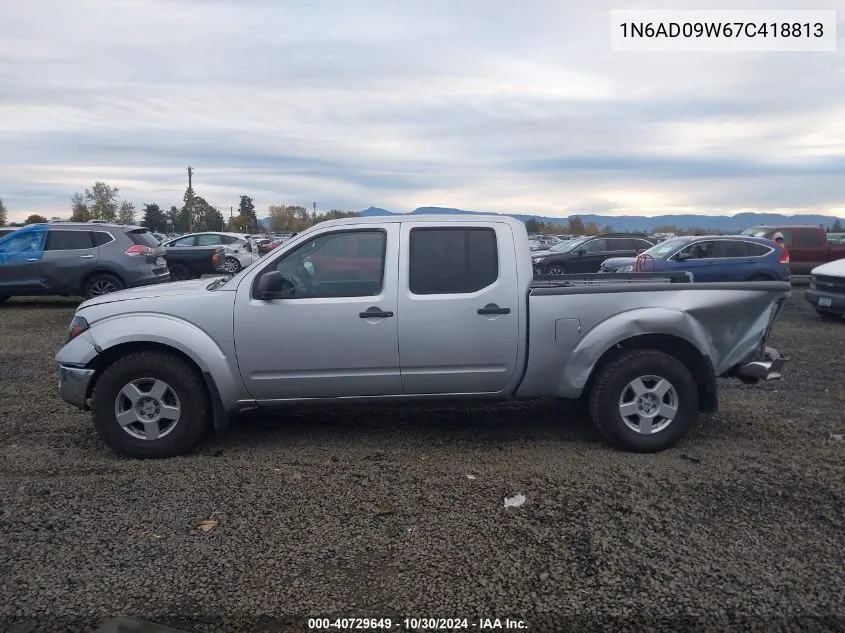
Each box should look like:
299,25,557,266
312,201,317,224
186,166,194,232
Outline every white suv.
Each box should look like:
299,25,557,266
161,232,259,274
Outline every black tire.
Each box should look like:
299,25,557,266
547,264,567,275
0,296,8,304
91,351,210,458
83,274,124,300
222,257,241,274
816,309,840,320
169,263,191,281
588,349,699,453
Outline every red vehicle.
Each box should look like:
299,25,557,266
307,232,383,281
741,225,845,275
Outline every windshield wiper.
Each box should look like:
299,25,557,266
206,276,232,291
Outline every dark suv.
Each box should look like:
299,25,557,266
532,233,655,275
0,222,169,302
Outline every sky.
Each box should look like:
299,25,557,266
1,0,844,223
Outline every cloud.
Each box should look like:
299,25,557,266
1,0,844,221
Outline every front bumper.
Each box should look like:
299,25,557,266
731,346,787,382
805,289,845,315
59,364,96,409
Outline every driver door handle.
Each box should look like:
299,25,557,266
27,257,39,262
359,307,394,319
478,303,511,315
80,254,95,259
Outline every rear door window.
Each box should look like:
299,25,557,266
714,240,749,258
580,238,607,253
45,230,94,250
409,227,498,294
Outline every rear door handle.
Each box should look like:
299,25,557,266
478,303,511,315
26,257,39,262
359,307,394,319
80,254,95,259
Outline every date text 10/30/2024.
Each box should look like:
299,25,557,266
307,617,528,630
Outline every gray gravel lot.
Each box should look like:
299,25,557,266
1,292,843,633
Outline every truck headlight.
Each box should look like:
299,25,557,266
67,316,90,342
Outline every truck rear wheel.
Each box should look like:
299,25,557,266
168,263,190,281
588,349,698,453
91,351,210,458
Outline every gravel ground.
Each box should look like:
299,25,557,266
1,291,844,633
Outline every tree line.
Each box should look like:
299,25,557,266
524,217,845,236
3,193,845,236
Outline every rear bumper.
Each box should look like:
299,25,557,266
125,270,171,289
805,289,845,315
731,346,787,382
59,364,96,409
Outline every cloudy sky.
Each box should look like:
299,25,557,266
1,0,843,223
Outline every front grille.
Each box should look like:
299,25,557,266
815,275,845,295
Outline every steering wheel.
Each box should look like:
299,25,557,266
297,260,324,295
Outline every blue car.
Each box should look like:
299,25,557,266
599,235,790,282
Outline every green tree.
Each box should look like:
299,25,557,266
82,181,120,221
165,205,184,233
567,216,585,235
525,218,540,234
0,199,7,227
70,192,90,222
601,224,614,234
118,200,136,225
237,195,259,232
141,203,167,231
25,214,48,224
832,219,844,232
584,222,600,235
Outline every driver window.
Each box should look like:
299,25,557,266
0,232,45,254
270,229,386,298
678,241,716,259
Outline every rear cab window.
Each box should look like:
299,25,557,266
793,229,823,247
409,227,498,294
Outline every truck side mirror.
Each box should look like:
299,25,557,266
256,271,295,300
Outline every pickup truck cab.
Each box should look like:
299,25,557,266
57,215,789,458
741,225,845,275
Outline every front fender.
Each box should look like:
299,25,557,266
81,314,245,408
557,307,716,398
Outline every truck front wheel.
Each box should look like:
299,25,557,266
588,349,698,453
91,351,210,458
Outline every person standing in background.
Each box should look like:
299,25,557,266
773,232,790,263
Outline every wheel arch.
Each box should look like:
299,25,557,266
80,268,125,295
584,333,717,413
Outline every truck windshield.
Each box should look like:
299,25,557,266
741,228,770,238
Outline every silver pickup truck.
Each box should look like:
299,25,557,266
56,215,789,458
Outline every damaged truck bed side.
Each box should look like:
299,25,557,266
56,214,789,458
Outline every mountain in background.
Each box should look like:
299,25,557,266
357,206,844,232
259,206,845,232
